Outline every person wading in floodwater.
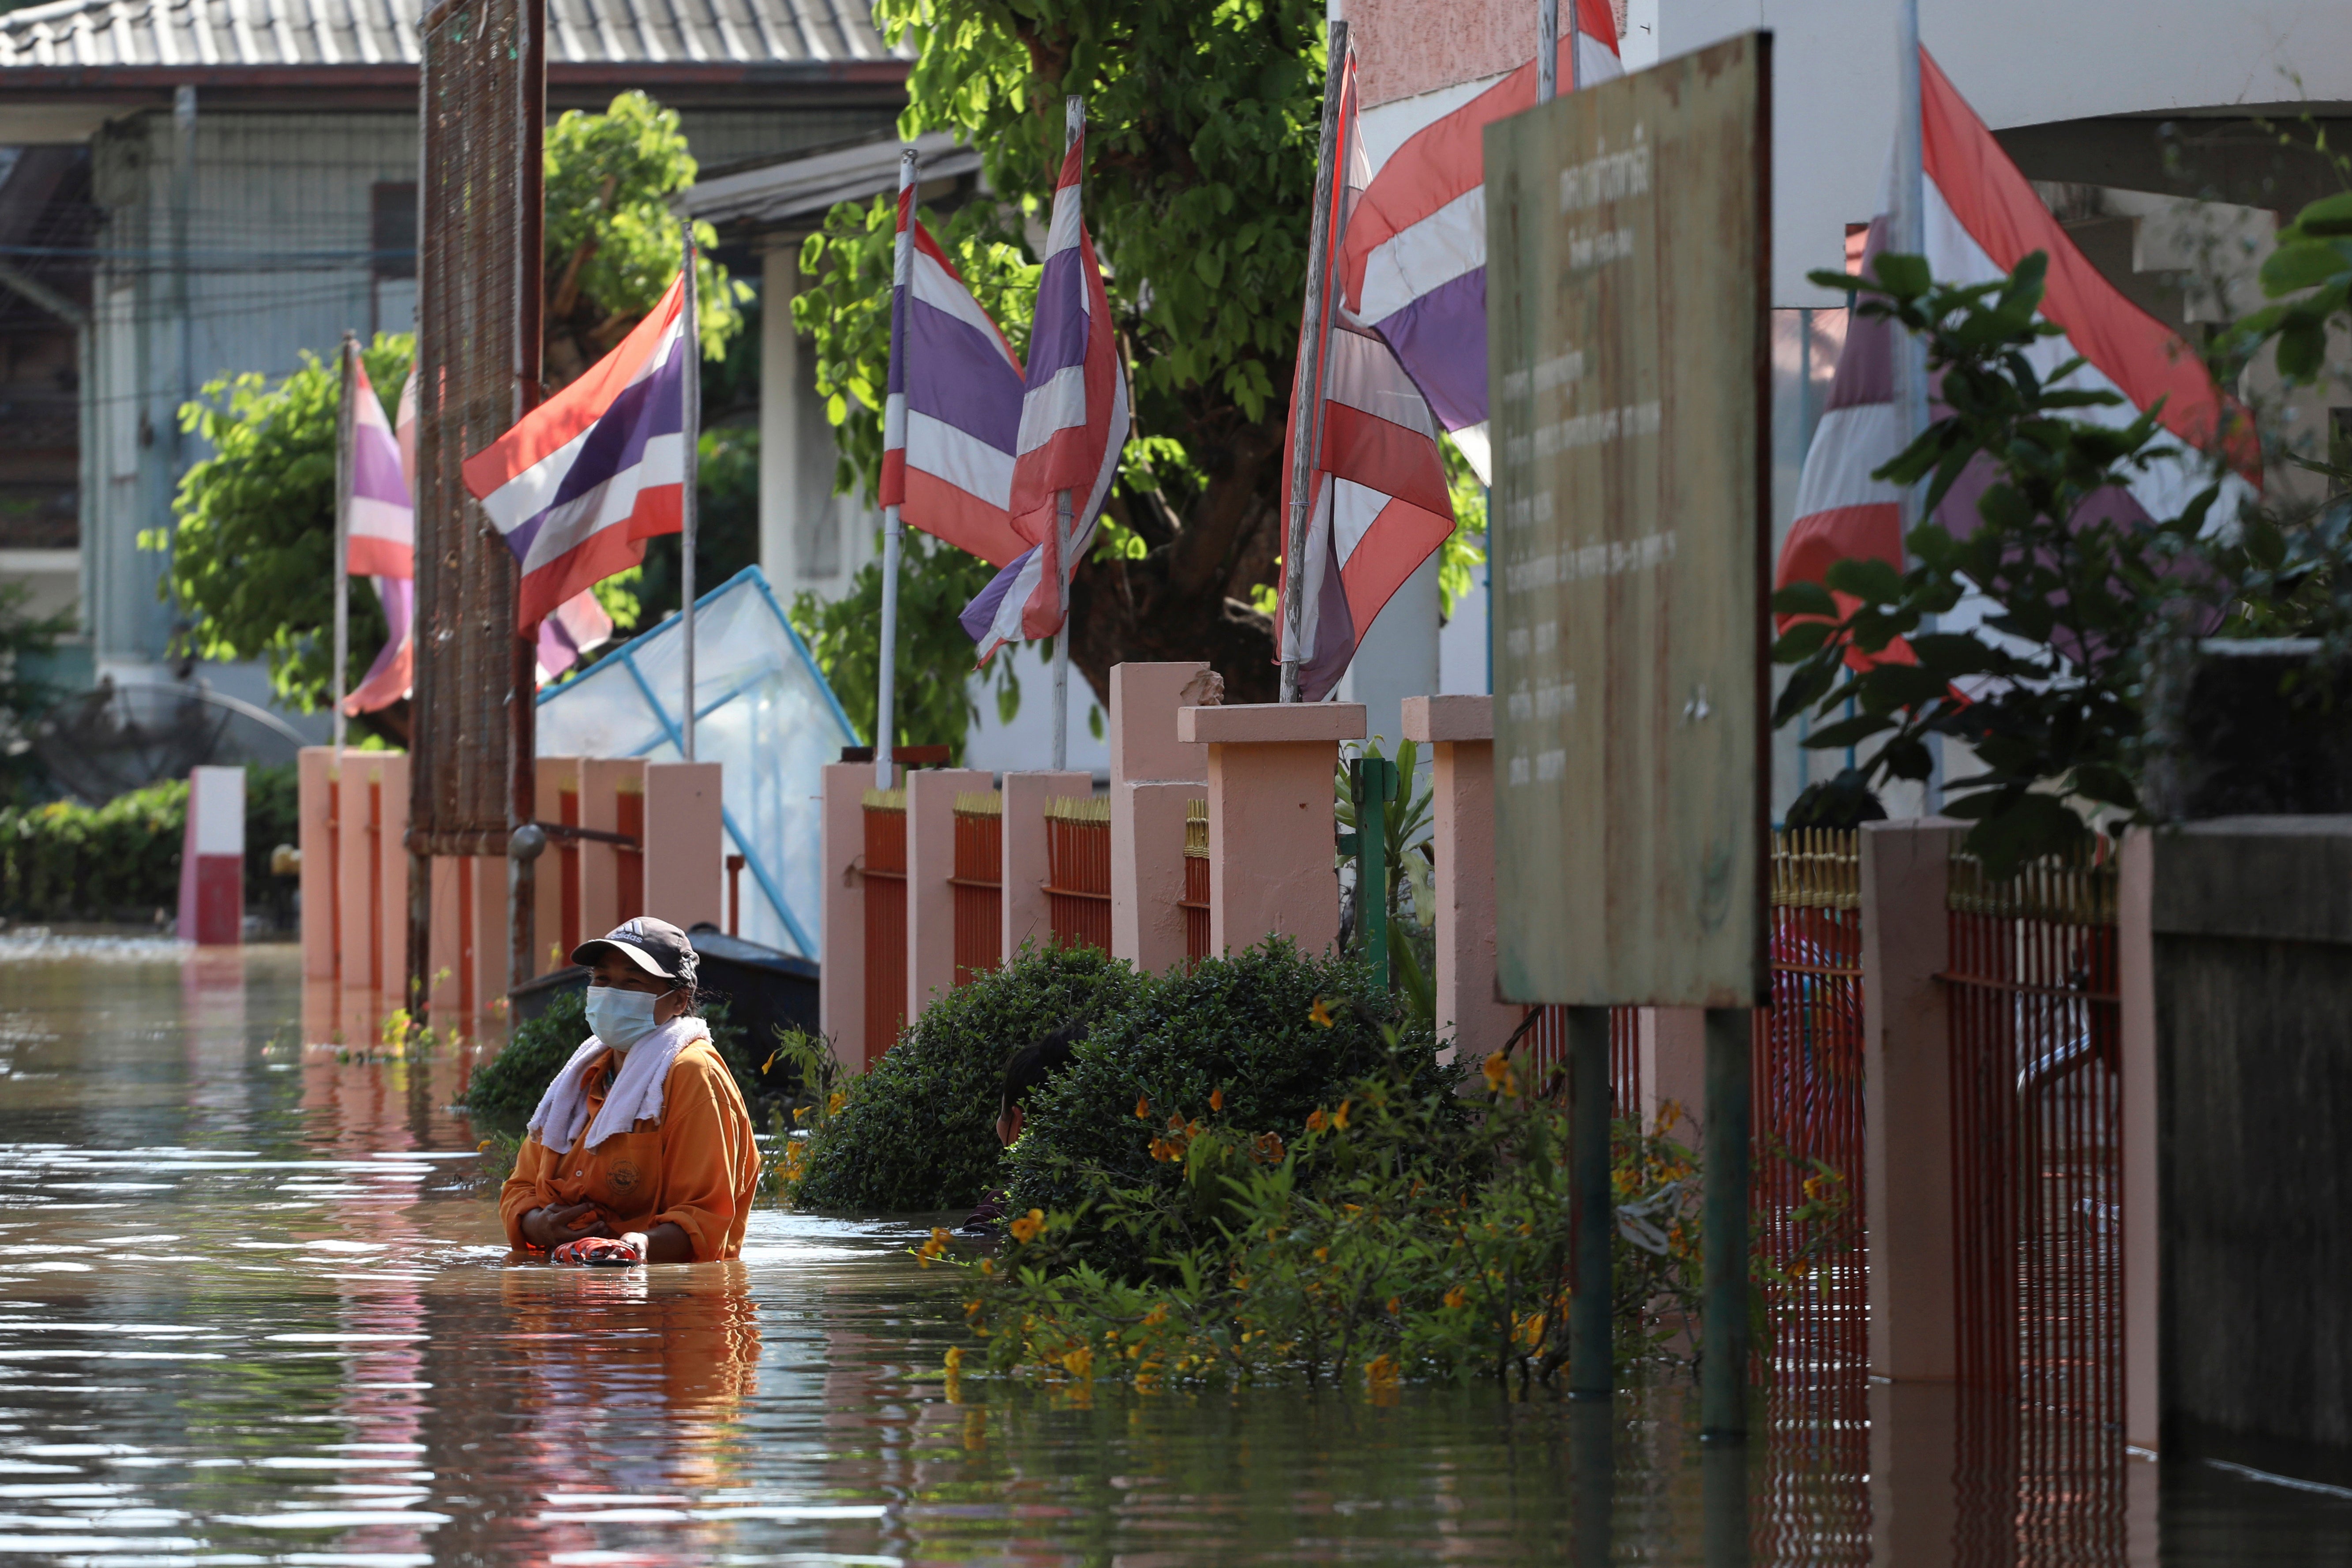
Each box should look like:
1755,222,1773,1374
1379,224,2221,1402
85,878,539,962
502,918,760,1265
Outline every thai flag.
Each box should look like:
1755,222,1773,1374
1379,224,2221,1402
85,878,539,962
341,360,414,715
1777,48,2258,658
1336,0,1621,483
882,187,1034,568
965,119,1131,663
463,271,690,634
1279,48,1456,702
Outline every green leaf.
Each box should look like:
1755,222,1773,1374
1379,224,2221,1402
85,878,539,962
1801,712,1893,750
1822,556,1904,605
2259,239,2352,295
2287,190,2352,239
1771,621,1835,661
1770,580,1838,619
1868,251,1931,297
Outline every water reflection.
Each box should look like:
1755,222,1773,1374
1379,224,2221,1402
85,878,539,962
0,941,2347,1564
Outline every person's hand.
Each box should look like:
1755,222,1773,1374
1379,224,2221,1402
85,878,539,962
521,1202,611,1250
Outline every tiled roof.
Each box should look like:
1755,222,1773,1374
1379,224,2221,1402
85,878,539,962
0,0,907,71
681,127,977,228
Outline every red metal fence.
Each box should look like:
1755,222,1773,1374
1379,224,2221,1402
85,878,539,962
1045,795,1112,953
1515,1005,1642,1110
1946,843,2123,1543
1182,797,1210,968
951,792,1002,989
861,790,907,1064
1755,829,1868,1385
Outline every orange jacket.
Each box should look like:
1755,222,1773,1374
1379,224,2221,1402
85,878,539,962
499,1039,761,1261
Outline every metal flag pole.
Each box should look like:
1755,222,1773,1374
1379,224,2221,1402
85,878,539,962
1891,0,1941,810
679,221,700,764
1279,13,1351,703
1051,97,1084,769
876,148,917,791
1538,0,1557,101
332,334,355,756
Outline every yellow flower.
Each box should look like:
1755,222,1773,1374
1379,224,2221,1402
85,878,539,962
1803,1174,1829,1202
1386,1296,1402,1316
1443,1285,1468,1310
1142,1302,1169,1328
1135,1095,1152,1120
1061,1345,1095,1380
827,1090,845,1117
978,1257,996,1276
1306,1108,1328,1133
1483,1051,1511,1092
917,1227,950,1264
1008,1209,1045,1245
1313,1246,1330,1262
1331,1099,1352,1131
944,1346,964,1373
1365,1354,1400,1394
1309,996,1335,1028
1209,1087,1224,1112
476,1138,491,1152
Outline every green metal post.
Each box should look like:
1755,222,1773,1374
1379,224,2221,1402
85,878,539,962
1351,757,1396,988
1702,1005,1752,1440
1568,1003,1614,1398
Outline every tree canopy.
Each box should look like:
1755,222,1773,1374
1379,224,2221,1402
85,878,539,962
795,0,1335,705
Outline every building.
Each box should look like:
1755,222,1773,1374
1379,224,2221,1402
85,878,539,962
0,0,910,714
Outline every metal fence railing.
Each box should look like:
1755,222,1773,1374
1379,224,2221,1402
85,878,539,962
860,789,907,1062
1946,842,2123,1544
951,792,1003,989
1045,795,1112,953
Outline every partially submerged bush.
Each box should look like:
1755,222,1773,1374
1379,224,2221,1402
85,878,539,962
1003,938,1452,1279
790,944,1141,1213
459,988,758,1128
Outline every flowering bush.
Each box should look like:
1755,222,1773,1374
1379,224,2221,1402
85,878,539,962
943,1041,1852,1393
1001,938,1451,1280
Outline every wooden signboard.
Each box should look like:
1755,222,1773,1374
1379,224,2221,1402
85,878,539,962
1485,34,1771,1008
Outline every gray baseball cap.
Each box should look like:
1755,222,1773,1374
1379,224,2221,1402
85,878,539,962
572,917,698,986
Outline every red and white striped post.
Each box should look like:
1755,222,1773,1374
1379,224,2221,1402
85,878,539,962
177,765,245,946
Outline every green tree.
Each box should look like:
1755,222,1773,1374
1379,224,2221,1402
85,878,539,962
149,93,745,716
795,0,1335,707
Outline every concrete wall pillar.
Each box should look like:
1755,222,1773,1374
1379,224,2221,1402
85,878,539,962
2118,827,2158,1452
1860,816,1962,1382
578,758,645,941
337,751,399,994
298,747,336,980
907,767,991,1020
1179,702,1365,958
1641,1007,1709,1140
1110,662,1213,976
645,761,724,933
818,761,868,1071
374,754,408,1006
1002,769,1089,963
533,756,581,975
1402,694,1514,1061
176,765,244,946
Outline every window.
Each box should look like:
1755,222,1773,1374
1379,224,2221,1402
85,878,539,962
371,182,417,280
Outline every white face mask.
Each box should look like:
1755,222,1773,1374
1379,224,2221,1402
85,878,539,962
585,986,664,1052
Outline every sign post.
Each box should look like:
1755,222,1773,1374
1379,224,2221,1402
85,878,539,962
1484,32,1771,1436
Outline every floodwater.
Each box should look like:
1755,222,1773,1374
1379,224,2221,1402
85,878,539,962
0,941,2347,1566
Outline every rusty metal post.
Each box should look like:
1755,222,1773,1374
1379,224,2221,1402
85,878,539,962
1568,1002,1613,1399
508,0,545,997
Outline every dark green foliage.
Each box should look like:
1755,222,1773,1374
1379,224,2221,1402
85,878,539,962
0,761,300,925
791,945,1143,1213
458,987,760,1129
1005,938,1454,1279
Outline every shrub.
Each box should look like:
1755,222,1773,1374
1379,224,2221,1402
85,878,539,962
0,761,301,926
458,987,759,1129
1003,938,1453,1280
789,944,1143,1214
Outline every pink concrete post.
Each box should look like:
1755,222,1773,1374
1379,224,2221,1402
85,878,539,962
818,761,869,1071
907,767,991,1020
532,756,581,975
1401,695,1514,1061
2118,827,2158,1451
338,751,397,993
469,855,503,1017
1178,702,1365,957
373,753,409,1004
1861,816,1962,1382
1111,662,1214,974
578,758,645,939
1641,1008,1709,1139
298,747,336,979
645,761,725,932
1002,770,1088,963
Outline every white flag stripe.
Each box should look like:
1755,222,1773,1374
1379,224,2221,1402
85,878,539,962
1356,186,1484,326
1789,403,1906,520
518,431,685,572
905,409,1018,508
1323,326,1444,437
911,250,1021,369
476,315,683,533
1014,362,1090,457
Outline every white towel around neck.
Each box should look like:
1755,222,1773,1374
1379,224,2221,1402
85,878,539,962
526,1014,713,1155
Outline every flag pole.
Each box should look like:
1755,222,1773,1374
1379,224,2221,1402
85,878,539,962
332,332,355,756
1051,96,1085,769
877,148,917,791
1538,0,1557,101
1279,13,1350,704
1892,0,1926,510
679,221,700,764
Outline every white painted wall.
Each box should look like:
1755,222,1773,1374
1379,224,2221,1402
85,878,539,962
1658,0,2352,304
